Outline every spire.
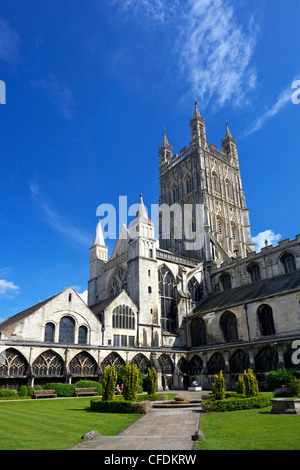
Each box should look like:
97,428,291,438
193,100,201,119
93,219,105,246
225,121,232,139
135,193,150,223
161,129,171,148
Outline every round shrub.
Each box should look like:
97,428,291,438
18,385,28,397
266,369,297,391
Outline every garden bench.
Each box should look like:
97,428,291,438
75,387,98,397
34,389,57,399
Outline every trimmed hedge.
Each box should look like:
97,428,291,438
90,398,150,414
0,389,18,400
44,383,75,397
202,394,272,412
74,380,102,395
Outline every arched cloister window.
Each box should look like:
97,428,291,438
69,351,97,376
0,348,28,376
78,325,88,345
247,263,261,283
101,352,125,371
158,354,174,374
255,346,278,372
188,355,203,375
44,322,55,342
220,273,232,291
185,175,192,194
229,349,250,374
207,352,225,375
158,267,176,333
257,304,275,336
112,305,135,329
32,350,64,377
220,311,238,343
188,277,203,302
59,316,75,344
190,317,207,347
131,353,151,375
281,252,296,273
110,268,127,297
177,357,189,375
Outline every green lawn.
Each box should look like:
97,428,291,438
0,398,142,450
196,406,300,450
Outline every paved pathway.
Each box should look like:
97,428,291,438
70,391,203,451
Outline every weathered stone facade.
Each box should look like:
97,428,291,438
0,104,299,391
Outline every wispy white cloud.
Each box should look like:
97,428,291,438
0,16,21,65
106,0,180,23
30,76,76,119
0,279,20,297
177,0,257,109
106,0,258,110
29,183,91,247
252,229,282,252
241,85,292,137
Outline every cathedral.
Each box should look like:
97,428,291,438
1,102,300,391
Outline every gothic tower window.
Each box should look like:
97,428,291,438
220,311,238,343
281,252,296,273
230,222,237,240
158,267,176,333
171,184,177,203
217,216,223,235
59,316,75,344
185,175,192,194
257,304,275,336
110,268,127,297
247,263,261,283
225,178,232,198
212,171,220,192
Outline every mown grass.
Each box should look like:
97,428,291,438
196,406,300,450
0,397,142,450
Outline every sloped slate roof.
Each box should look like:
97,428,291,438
193,269,300,315
0,293,59,329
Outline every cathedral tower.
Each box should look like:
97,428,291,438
158,103,255,264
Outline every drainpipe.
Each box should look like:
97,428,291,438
244,303,251,341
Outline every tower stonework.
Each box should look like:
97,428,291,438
159,101,255,265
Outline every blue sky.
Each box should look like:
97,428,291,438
0,0,299,321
